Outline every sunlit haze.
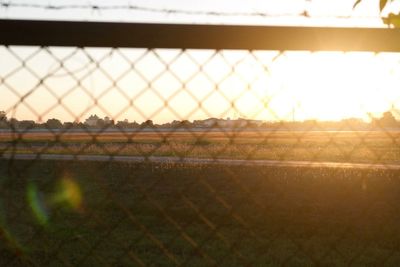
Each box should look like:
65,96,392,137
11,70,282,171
1,0,400,123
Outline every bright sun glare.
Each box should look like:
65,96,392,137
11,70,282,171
2,49,400,123
261,51,400,122
1,1,400,123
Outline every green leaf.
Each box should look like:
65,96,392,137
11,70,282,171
353,0,362,9
380,0,388,12
382,12,400,27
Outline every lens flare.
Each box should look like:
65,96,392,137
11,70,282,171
52,178,83,212
27,183,49,226
26,176,83,228
0,200,25,255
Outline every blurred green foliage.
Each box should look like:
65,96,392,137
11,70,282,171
354,0,400,27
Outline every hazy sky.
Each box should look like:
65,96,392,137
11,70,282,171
1,0,400,123
0,0,386,26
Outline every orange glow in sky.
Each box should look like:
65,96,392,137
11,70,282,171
0,0,399,123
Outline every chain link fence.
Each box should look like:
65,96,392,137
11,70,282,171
1,20,400,266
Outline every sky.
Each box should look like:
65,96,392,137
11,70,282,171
1,0,400,123
0,0,388,26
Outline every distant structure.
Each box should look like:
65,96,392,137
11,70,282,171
85,115,100,126
104,116,111,124
292,101,301,122
195,118,263,128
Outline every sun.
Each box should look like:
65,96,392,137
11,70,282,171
261,51,400,122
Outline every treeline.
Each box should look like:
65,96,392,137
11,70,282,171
0,110,399,130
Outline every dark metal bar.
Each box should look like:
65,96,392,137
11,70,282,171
1,19,400,52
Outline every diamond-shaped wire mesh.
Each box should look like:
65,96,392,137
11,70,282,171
1,30,400,266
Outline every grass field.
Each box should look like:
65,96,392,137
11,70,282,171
1,160,400,266
1,130,400,164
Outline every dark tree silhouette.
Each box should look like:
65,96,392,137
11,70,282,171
380,111,397,127
0,111,6,121
96,118,105,128
0,111,7,128
46,118,63,129
116,120,129,128
141,120,154,127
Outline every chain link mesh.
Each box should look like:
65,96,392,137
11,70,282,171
1,31,400,266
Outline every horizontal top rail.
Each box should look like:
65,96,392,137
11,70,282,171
1,19,400,52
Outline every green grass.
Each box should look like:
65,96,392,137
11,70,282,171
1,160,400,266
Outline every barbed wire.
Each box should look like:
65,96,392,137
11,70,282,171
0,1,381,20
